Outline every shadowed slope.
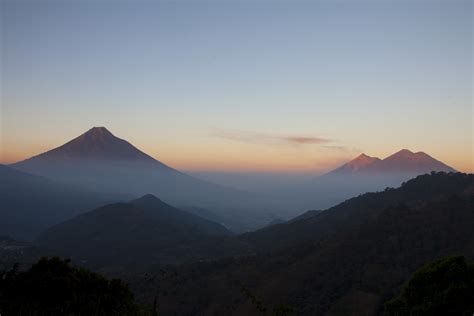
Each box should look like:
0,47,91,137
327,149,455,177
329,153,381,175
11,127,277,232
21,127,158,162
130,172,474,316
37,194,235,266
0,165,120,240
370,149,456,173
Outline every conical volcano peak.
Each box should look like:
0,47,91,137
131,194,166,207
354,153,379,161
86,126,113,136
344,153,380,170
329,153,381,175
375,149,456,173
383,149,435,162
389,149,415,158
16,127,158,163
76,126,116,145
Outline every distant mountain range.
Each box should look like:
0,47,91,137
328,149,455,176
288,149,457,211
2,168,472,314
1,127,468,315
0,164,123,240
37,194,235,265
5,127,459,236
11,127,277,232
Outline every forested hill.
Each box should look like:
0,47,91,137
129,172,474,315
239,171,474,252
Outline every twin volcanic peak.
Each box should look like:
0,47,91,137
329,149,456,176
13,127,456,175
12,127,456,180
330,153,381,174
3,126,461,236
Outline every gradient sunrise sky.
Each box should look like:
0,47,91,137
1,0,472,173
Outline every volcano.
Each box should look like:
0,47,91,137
11,127,274,232
327,149,455,176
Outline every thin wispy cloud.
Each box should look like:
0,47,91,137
322,145,361,153
285,136,329,144
211,128,331,146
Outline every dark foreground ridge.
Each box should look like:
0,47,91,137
1,172,472,315
0,257,146,315
126,172,474,315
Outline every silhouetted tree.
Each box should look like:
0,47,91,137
241,285,295,316
385,256,474,316
272,304,295,316
0,257,142,315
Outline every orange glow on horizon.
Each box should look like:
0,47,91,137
2,142,473,174
1,127,472,174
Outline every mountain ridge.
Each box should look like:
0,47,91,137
9,127,279,232
36,194,234,265
329,153,381,174
0,164,123,240
7,127,459,231
129,172,474,315
15,127,159,164
327,149,456,176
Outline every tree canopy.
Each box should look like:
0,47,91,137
0,257,141,316
385,256,474,316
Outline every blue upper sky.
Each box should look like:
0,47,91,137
1,0,472,172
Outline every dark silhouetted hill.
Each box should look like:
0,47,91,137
128,172,474,315
11,127,279,232
0,257,141,315
0,165,122,240
385,256,474,315
37,194,237,266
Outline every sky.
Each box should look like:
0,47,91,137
1,0,473,173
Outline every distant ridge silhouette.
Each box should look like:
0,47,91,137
285,149,459,212
8,127,459,231
16,127,158,163
0,164,117,240
330,153,381,174
10,127,276,232
372,149,456,173
37,193,232,265
327,149,455,176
